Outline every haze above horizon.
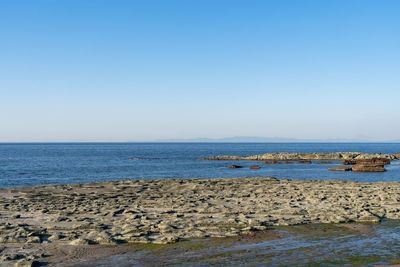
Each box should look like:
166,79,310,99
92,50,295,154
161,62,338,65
1,1,399,142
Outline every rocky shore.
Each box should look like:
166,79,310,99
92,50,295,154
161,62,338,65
1,176,400,265
201,152,398,161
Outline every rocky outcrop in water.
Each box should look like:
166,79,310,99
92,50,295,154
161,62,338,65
228,165,242,168
201,152,398,161
249,165,261,169
352,164,386,172
343,158,391,165
328,166,352,171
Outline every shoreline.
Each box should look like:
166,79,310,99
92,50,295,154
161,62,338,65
1,176,400,265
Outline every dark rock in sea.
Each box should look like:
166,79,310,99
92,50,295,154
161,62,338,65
316,161,333,164
249,165,261,169
352,164,386,172
328,167,352,171
343,158,391,166
262,161,282,164
297,160,312,164
228,165,243,168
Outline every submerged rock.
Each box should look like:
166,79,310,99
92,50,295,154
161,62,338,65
249,165,261,169
328,166,352,172
228,165,243,168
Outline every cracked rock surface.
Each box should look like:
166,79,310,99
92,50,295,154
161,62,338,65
1,176,400,265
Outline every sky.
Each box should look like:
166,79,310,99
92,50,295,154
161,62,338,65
1,0,399,142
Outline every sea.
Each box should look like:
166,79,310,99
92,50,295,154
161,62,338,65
1,142,400,188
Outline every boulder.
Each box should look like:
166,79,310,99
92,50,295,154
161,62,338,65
316,161,333,164
351,164,386,172
328,167,352,172
228,165,243,168
395,152,400,158
249,165,261,169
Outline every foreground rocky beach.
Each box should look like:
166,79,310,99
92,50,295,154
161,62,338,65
2,176,400,265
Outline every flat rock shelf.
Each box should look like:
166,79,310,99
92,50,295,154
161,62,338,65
1,176,400,265
201,151,398,161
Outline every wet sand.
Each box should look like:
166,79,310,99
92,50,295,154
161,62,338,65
1,176,400,266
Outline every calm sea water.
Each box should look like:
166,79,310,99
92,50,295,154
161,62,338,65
0,143,400,188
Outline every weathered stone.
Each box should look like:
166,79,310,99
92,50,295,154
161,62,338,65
69,238,91,245
14,259,40,267
26,236,41,244
48,233,63,242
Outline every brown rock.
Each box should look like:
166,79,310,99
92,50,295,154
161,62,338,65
262,161,282,164
249,165,261,169
352,164,386,172
316,161,333,164
343,158,391,166
342,160,357,165
228,165,243,168
395,152,400,158
297,160,312,164
328,167,352,171
369,158,391,165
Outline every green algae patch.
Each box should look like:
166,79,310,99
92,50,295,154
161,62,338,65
125,242,173,251
303,254,391,266
274,223,361,238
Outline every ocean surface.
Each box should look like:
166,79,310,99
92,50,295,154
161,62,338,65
1,143,400,188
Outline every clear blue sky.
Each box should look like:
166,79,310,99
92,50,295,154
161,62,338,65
1,0,399,142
